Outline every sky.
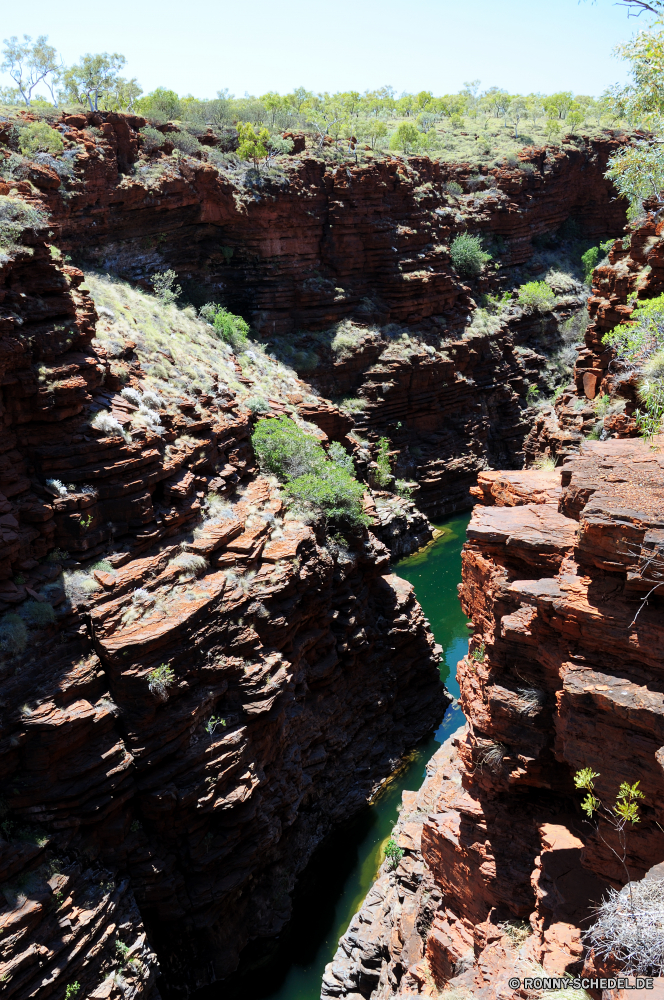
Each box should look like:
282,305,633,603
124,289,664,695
0,0,651,100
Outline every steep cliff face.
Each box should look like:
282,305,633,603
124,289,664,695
0,242,448,997
577,213,664,404
324,442,664,998
6,113,627,336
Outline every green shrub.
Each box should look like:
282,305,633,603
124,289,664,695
328,440,354,474
246,396,270,414
517,280,556,312
253,416,368,531
139,126,165,152
384,837,404,870
252,415,326,479
0,614,27,655
603,296,664,438
170,131,202,156
65,985,81,1000
286,466,368,531
0,196,48,261
17,121,64,157
148,663,175,699
581,246,601,283
150,269,181,305
450,233,492,277
200,304,249,352
472,642,485,662
375,437,392,487
444,180,463,197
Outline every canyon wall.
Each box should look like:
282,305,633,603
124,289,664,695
8,113,627,336
324,445,664,998
3,115,630,520
0,240,448,998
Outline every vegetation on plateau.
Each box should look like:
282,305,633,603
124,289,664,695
0,34,640,175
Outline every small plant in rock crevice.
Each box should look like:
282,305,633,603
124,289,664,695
384,837,404,870
472,642,485,662
148,664,175,700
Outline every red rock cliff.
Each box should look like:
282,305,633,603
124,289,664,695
324,441,664,999
0,238,448,997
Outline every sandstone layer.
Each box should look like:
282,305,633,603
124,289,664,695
0,237,448,997
324,439,664,999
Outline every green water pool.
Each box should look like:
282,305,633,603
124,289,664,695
210,512,471,1000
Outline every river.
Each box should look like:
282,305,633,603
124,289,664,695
212,512,471,1000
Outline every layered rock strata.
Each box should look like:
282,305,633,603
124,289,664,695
0,242,448,997
3,114,627,336
324,439,664,999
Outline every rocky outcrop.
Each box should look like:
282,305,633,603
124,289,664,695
324,439,664,998
0,240,449,997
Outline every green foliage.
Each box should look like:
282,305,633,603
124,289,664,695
237,122,270,166
384,837,404,869
1,35,60,106
603,295,664,438
206,715,227,735
285,466,368,531
450,233,491,277
252,415,326,479
374,437,392,487
139,125,166,152
574,767,644,825
135,87,182,120
581,245,601,283
150,269,181,305
148,663,175,699
17,121,63,156
395,479,414,498
0,196,48,261
200,304,250,352
328,440,354,474
517,280,556,312
62,52,140,112
252,416,367,531
246,396,270,414
526,384,540,405
65,984,81,1000
472,642,485,662
389,122,420,152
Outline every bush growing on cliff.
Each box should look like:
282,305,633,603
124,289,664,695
252,416,368,532
450,233,491,277
148,663,175,699
603,295,664,438
384,837,404,870
517,280,556,313
17,120,63,157
151,269,181,305
285,466,367,531
200,304,249,352
374,437,393,487
0,196,48,261
252,416,326,479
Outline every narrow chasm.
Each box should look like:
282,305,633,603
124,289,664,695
4,107,660,1000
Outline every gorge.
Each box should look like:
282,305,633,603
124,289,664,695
1,105,663,1000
